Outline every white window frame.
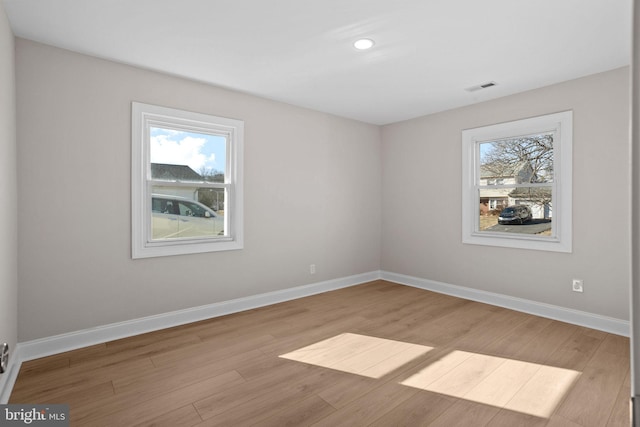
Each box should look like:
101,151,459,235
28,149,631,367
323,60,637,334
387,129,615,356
132,102,244,258
462,111,572,252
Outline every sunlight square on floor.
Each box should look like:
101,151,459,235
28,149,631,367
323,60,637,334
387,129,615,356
279,333,433,379
400,350,581,418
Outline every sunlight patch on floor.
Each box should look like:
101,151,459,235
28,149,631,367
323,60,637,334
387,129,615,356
279,333,432,379
401,350,581,418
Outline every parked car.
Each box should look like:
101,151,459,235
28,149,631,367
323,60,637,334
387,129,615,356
498,205,532,225
151,194,224,239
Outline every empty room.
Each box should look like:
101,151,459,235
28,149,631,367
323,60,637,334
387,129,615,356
0,1,638,426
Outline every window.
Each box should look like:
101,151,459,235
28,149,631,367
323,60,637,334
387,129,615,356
132,102,243,258
462,111,572,252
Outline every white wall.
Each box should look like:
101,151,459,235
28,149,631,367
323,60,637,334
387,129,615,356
16,39,382,341
0,2,17,368
382,67,631,321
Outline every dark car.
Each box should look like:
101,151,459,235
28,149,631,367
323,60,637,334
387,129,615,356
498,205,532,225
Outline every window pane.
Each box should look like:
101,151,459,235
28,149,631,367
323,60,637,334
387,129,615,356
462,111,570,252
478,187,553,236
479,133,554,184
150,189,225,240
133,102,243,258
150,127,226,183
197,187,225,212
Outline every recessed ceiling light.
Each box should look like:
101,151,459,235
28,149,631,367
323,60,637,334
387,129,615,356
354,38,375,50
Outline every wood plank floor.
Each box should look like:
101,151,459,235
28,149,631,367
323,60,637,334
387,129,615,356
10,280,630,426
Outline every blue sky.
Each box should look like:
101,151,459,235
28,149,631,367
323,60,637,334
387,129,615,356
150,127,226,174
479,141,493,163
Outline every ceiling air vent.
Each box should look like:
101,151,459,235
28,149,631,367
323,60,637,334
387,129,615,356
465,81,498,92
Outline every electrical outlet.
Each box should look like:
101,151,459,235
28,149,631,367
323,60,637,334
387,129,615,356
572,279,584,293
310,264,316,275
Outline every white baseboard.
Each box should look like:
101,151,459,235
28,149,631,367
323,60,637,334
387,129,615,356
2,269,629,403
17,271,381,363
381,271,630,337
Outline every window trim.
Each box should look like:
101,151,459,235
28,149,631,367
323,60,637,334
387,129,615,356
132,102,244,258
461,111,572,252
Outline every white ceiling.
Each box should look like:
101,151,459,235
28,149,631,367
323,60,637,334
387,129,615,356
2,0,632,125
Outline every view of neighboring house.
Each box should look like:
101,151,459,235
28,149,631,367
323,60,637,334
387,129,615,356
151,163,224,211
479,162,552,219
150,163,204,200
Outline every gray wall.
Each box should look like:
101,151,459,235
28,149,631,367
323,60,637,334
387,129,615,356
13,38,632,342
0,3,17,364
381,67,631,321
16,39,382,341
631,0,638,402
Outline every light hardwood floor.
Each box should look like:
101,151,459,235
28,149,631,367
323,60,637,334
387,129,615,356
10,280,630,426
